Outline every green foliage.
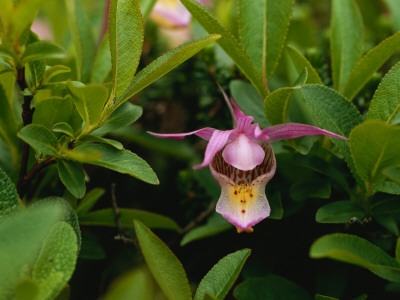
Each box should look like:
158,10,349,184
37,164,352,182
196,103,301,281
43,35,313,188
21,41,65,63
0,166,19,217
57,160,86,199
75,187,105,215
134,220,192,300
18,124,59,156
316,201,366,223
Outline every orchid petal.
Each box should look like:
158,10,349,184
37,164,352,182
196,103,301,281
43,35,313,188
263,123,348,142
211,143,276,231
151,1,192,27
147,127,216,141
222,134,265,171
194,129,233,169
231,100,248,120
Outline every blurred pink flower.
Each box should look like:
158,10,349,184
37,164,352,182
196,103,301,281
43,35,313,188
31,20,53,40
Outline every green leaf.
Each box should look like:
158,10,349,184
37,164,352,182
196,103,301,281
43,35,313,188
374,182,400,195
139,0,157,20
300,85,363,187
78,134,123,150
79,231,106,260
290,180,331,201
269,192,283,219
67,83,108,129
180,0,267,98
181,213,231,246
315,295,338,300
57,160,86,199
109,0,144,97
118,34,220,104
285,45,323,84
310,233,400,282
42,65,71,84
330,0,363,92
234,275,312,300
384,0,400,31
91,33,112,84
396,237,400,263
343,32,400,101
238,0,294,78
33,222,78,300
53,122,74,137
194,249,251,300
384,166,400,183
76,143,159,185
14,279,40,300
0,166,19,217
316,201,367,223
80,208,180,231
367,62,400,123
21,41,65,63
134,220,192,300
93,102,142,136
104,267,155,300
65,0,96,82
349,120,400,191
76,188,105,215
58,146,102,163
18,124,59,156
229,80,269,128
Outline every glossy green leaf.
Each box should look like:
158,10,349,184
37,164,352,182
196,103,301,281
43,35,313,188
78,135,123,150
238,0,294,78
104,267,155,300
301,85,363,187
53,122,74,137
181,213,231,246
384,166,400,183
109,0,143,97
384,0,400,31
57,160,86,199
134,220,192,300
76,143,159,184
91,33,112,84
67,83,108,129
80,208,180,231
374,182,400,195
139,0,157,20
33,222,78,300
0,166,19,217
229,80,269,128
343,32,400,101
76,188,105,215
367,62,400,123
330,0,363,92
234,275,312,300
21,41,65,63
65,0,95,82
42,65,71,83
316,201,366,223
310,233,400,282
349,120,400,190
180,0,267,98
58,146,102,163
118,34,221,104
18,124,59,156
285,45,322,84
194,249,251,300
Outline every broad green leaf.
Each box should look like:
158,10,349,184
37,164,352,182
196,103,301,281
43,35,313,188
33,97,77,130
67,83,108,129
180,0,267,98
18,124,59,156
58,146,102,163
316,201,366,223
310,233,400,282
78,135,123,150
42,65,71,84
57,160,86,199
139,0,157,20
371,199,400,219
367,62,400,123
33,222,78,300
202,293,218,300
301,85,363,187
331,0,363,92
0,202,64,298
315,295,338,300
238,0,294,78
285,45,322,84
118,34,220,104
374,214,399,235
76,143,159,185
76,188,105,215
80,208,180,231
349,120,400,191
290,180,331,201
269,192,283,220
374,182,400,195
65,0,95,82
194,249,251,300
14,279,40,300
384,166,400,183
104,267,155,300
0,45,15,61
134,220,192,300
53,122,74,137
343,32,400,100
91,33,112,84
229,80,269,128
384,0,400,31
93,102,142,136
396,237,400,263
0,166,19,217
21,41,65,63
26,59,45,89
234,275,312,300
109,0,144,97
181,213,231,246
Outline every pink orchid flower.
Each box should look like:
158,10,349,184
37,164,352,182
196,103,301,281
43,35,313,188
149,95,347,233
